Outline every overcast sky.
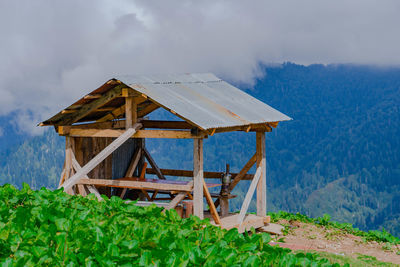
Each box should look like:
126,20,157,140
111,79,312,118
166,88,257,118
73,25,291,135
1,0,400,133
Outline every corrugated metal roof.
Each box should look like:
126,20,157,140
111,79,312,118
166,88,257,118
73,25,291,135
116,73,291,130
40,73,292,130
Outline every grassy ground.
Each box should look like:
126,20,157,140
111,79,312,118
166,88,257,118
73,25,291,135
313,251,398,267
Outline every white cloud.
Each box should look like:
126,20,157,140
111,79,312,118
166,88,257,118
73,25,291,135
0,0,399,134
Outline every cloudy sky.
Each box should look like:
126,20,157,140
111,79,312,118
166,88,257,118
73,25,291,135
1,0,399,133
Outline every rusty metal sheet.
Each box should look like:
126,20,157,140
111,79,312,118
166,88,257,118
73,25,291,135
117,73,291,130
41,73,292,128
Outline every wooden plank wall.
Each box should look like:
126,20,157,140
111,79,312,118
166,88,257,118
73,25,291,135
73,137,113,196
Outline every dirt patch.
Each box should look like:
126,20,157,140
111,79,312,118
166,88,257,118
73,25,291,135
268,221,400,265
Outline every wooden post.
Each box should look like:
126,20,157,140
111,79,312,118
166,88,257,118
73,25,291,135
125,97,137,129
63,137,75,195
220,197,229,217
193,138,204,219
256,131,266,217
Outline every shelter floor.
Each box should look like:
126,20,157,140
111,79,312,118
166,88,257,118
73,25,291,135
206,212,266,233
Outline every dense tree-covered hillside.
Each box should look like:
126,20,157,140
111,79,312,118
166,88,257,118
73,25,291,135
0,63,399,236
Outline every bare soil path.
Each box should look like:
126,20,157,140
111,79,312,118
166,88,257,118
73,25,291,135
269,220,400,265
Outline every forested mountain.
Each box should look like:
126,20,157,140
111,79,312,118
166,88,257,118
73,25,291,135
0,63,399,236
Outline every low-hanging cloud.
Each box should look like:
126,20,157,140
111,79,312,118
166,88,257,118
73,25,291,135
1,0,399,134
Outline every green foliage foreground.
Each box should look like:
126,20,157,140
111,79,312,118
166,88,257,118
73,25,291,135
0,184,340,266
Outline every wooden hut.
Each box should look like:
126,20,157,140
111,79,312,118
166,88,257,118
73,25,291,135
40,73,291,232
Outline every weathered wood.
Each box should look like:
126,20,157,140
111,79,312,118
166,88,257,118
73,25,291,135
62,137,75,195
138,162,151,201
125,148,142,178
83,94,102,99
212,214,265,233
63,120,192,131
256,132,266,217
229,153,257,191
268,121,279,128
71,156,102,201
60,125,141,191
58,121,126,135
97,105,125,122
137,102,159,117
193,138,204,219
209,123,272,134
58,85,124,126
237,166,262,224
65,128,205,139
96,107,115,112
220,197,229,217
142,120,193,129
166,192,188,210
125,97,137,129
61,109,75,114
258,223,284,235
203,180,221,224
77,178,193,192
146,168,254,180
143,148,166,180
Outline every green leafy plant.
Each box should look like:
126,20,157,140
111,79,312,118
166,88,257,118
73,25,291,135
0,184,340,266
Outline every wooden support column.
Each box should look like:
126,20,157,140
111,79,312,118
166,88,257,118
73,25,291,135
220,198,229,217
256,131,267,217
62,137,75,195
193,138,204,219
125,97,137,129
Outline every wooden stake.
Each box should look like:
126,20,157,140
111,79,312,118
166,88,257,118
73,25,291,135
203,180,221,224
193,138,204,219
256,131,266,217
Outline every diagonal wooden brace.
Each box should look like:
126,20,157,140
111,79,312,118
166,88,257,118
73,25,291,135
60,123,142,191
237,166,262,224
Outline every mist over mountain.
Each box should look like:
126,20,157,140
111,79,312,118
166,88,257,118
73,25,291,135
0,63,399,236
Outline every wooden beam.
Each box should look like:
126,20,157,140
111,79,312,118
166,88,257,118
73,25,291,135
141,120,193,129
237,167,262,224
65,128,205,139
209,123,272,134
62,137,75,195
203,179,221,224
193,138,204,219
143,148,165,180
126,148,142,177
61,109,76,114
77,178,193,192
96,107,115,112
120,148,142,199
268,121,279,128
70,156,103,201
166,192,188,210
146,168,254,180
59,124,141,191
137,102,159,117
256,131,267,217
125,97,137,129
97,105,126,122
229,153,257,191
83,94,102,99
58,85,125,125
214,153,257,209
